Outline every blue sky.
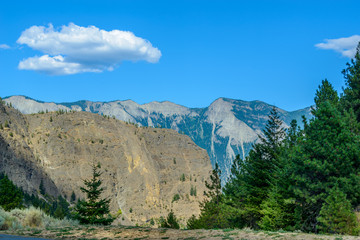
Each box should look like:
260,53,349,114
1,0,360,111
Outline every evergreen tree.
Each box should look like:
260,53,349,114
288,96,360,232
73,162,115,225
341,42,360,121
314,79,339,107
223,106,286,229
70,191,76,203
187,163,232,229
39,179,46,195
0,173,24,211
160,209,180,229
317,186,358,235
258,120,302,231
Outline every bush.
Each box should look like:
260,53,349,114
172,194,180,203
160,210,180,229
187,214,201,229
0,207,79,230
317,186,359,235
23,207,43,228
0,208,20,230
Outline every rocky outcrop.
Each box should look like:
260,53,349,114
4,95,313,181
0,103,212,225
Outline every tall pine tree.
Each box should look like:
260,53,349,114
73,162,115,225
288,81,360,232
223,106,286,229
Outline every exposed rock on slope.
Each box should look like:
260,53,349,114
4,95,313,181
0,103,212,225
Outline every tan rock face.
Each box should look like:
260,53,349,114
0,105,212,226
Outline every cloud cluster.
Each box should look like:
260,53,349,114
17,23,161,75
315,35,360,58
0,44,10,49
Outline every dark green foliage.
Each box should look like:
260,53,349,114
160,209,180,229
223,107,286,229
50,116,53,122
190,185,197,196
317,186,358,235
180,173,185,182
341,42,360,121
73,162,115,225
39,179,46,195
0,173,70,219
289,102,360,232
0,173,23,211
172,194,180,203
314,79,339,107
70,191,76,203
186,215,199,229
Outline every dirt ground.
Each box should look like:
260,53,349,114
1,225,359,240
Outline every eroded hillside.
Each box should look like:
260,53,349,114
0,104,212,225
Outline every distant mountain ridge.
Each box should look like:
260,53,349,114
4,95,313,181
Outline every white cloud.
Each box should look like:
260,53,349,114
17,23,161,75
0,44,10,49
315,35,360,58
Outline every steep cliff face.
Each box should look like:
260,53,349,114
0,103,60,197
4,95,313,181
0,103,212,225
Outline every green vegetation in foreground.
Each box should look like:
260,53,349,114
0,173,71,220
185,43,360,236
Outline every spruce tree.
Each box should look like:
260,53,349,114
39,179,46,195
314,79,339,107
73,162,115,225
317,186,358,235
223,106,286,229
160,209,180,229
70,191,76,203
187,163,232,229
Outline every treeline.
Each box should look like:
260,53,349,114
187,44,360,235
0,173,71,219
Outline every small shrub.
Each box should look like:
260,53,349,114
9,132,13,137
190,185,197,196
180,174,185,182
23,207,43,228
187,214,201,229
160,210,180,229
130,208,133,213
172,194,180,203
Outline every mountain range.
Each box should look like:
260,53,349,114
0,102,211,225
4,95,313,181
